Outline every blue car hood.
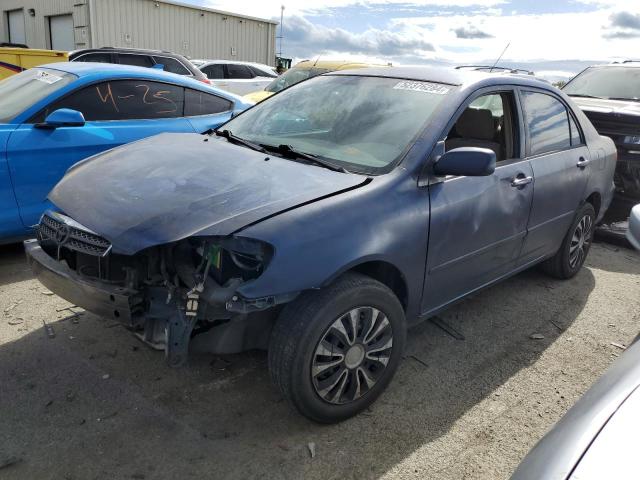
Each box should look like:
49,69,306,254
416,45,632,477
49,133,367,255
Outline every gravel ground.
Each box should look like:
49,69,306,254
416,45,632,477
0,241,639,480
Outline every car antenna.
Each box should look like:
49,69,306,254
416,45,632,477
313,55,321,66
490,42,510,73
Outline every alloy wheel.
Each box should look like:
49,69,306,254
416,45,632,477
311,306,394,405
569,213,593,269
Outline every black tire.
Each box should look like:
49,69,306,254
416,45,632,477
541,202,596,279
268,272,406,423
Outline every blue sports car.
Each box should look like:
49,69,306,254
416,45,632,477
0,62,252,243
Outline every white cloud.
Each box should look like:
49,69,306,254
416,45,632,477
194,0,640,74
390,8,640,63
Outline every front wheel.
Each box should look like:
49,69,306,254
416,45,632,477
268,272,406,423
541,202,595,279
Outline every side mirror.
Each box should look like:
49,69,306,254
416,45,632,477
152,63,164,70
433,147,496,177
36,109,85,129
627,204,640,251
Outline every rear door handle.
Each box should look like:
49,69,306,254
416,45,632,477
511,175,533,187
577,157,590,168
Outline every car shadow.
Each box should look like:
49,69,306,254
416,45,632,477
0,250,597,480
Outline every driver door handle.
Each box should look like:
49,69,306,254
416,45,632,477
577,157,590,168
511,175,533,187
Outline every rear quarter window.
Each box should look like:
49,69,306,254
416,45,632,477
184,89,233,116
249,66,276,78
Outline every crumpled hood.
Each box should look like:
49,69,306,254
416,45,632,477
49,133,367,255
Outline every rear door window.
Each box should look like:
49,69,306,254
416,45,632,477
184,89,233,116
118,54,154,68
32,80,185,122
522,91,571,156
226,64,254,79
153,56,190,75
202,64,224,79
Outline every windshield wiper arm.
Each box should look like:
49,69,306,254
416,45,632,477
261,144,349,173
215,129,267,153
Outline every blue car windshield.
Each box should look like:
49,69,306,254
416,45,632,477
224,75,452,174
0,68,76,123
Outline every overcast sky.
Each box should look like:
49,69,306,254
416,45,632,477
187,0,640,79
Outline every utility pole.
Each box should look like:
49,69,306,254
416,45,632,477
277,5,285,59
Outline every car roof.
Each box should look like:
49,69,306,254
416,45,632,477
329,65,552,89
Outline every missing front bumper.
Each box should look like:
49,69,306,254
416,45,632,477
24,239,138,324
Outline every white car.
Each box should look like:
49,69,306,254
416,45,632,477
192,60,277,95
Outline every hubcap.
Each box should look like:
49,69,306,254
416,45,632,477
344,344,365,369
569,214,593,269
311,306,394,405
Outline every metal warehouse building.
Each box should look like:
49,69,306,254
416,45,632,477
1,0,278,65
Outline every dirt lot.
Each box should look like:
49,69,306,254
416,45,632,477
0,242,639,480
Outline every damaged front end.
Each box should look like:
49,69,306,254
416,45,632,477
581,109,640,212
26,211,288,367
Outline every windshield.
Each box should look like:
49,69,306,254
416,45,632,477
0,68,76,123
224,75,452,174
265,67,330,93
564,67,640,101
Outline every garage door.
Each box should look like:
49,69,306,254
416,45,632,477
8,9,26,45
49,14,74,51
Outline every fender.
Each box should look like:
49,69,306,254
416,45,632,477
235,171,430,322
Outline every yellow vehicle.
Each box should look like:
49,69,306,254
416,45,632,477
0,47,68,81
244,60,388,103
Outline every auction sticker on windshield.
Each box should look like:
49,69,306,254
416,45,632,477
393,81,450,95
35,70,63,85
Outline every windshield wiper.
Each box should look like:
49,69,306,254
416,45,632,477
214,129,267,153
607,97,640,103
261,143,349,173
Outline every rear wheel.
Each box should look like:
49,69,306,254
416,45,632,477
541,203,595,279
268,272,406,423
